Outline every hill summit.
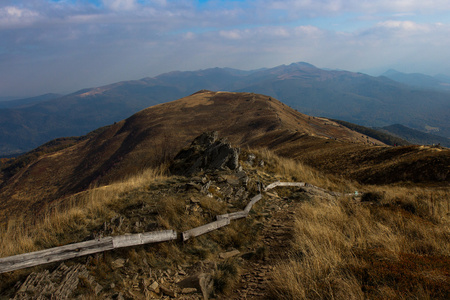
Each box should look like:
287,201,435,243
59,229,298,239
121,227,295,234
1,91,449,224
1,127,449,299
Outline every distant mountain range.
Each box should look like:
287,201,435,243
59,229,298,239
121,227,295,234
381,69,450,91
0,93,61,109
1,62,449,155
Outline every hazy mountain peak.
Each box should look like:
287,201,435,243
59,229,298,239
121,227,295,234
382,69,402,76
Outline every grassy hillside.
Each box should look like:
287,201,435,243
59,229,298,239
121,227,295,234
331,119,410,146
380,124,450,148
2,91,449,227
0,148,448,299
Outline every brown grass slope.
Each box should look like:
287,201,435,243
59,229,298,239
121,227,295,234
1,148,448,299
0,91,448,224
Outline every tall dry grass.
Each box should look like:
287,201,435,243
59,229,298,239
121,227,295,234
251,148,359,192
0,167,168,258
270,185,450,299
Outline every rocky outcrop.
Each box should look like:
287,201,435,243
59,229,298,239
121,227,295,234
170,131,240,176
13,263,102,300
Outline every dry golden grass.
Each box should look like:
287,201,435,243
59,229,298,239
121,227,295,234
270,185,450,299
0,166,168,258
251,148,359,192
1,146,448,299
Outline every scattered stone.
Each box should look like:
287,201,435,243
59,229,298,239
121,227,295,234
201,180,212,194
160,285,176,298
178,272,214,300
182,287,198,294
190,196,200,203
13,263,102,299
225,175,240,186
246,154,256,166
148,281,159,293
111,258,126,269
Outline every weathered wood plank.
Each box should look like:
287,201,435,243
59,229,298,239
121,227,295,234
182,218,230,241
244,194,262,213
0,237,114,274
264,181,306,191
0,230,177,274
216,210,248,221
112,230,177,248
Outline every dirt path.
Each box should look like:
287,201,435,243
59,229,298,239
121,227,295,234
225,192,300,299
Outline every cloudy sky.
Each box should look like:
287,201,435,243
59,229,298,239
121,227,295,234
1,0,450,97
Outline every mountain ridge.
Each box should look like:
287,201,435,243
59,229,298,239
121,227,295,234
1,91,448,225
381,69,450,91
1,62,449,155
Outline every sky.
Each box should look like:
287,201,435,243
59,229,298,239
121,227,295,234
1,0,450,97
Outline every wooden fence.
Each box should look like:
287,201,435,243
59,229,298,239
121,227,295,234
0,181,339,274
0,230,176,274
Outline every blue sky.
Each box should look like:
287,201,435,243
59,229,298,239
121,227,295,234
1,0,450,97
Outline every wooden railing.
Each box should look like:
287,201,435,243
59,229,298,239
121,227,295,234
0,181,344,274
0,231,177,274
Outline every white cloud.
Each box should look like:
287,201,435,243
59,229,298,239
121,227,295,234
1,0,450,96
0,6,40,28
264,0,450,14
102,0,138,11
219,30,244,40
294,25,323,36
376,20,429,31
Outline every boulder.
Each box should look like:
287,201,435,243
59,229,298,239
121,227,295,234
170,132,240,176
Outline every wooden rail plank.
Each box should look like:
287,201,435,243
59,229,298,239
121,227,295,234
244,194,262,213
0,237,114,274
112,230,177,249
182,218,230,241
0,230,177,274
264,182,306,191
216,210,248,221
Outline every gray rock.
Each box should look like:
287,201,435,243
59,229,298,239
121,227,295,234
177,272,214,300
246,153,256,166
148,281,159,293
111,258,126,269
170,131,240,176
